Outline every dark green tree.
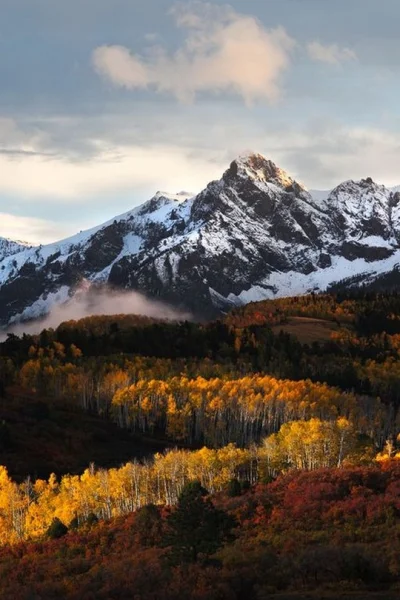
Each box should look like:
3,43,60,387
134,504,163,546
46,517,68,539
164,481,236,563
86,512,99,527
226,478,242,497
68,515,80,531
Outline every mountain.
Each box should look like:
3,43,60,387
1,153,400,327
310,184,400,202
0,237,32,261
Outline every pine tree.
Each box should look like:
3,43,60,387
134,504,163,546
46,517,68,539
226,478,242,497
164,481,236,563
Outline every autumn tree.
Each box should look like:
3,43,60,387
260,417,357,475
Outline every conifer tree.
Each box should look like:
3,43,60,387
164,480,235,563
46,517,68,539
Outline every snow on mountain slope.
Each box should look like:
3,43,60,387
0,191,193,324
1,153,400,326
0,237,32,261
0,190,193,286
324,178,394,242
226,251,400,305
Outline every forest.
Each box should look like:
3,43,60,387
0,291,399,598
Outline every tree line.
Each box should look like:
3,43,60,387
0,414,384,547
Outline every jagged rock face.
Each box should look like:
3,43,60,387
326,179,394,241
1,154,400,325
0,237,31,260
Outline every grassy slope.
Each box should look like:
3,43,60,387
271,316,341,344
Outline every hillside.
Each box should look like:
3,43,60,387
0,463,398,599
0,292,399,598
270,316,341,344
0,386,173,481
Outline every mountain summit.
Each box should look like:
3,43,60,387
231,153,307,193
1,153,400,325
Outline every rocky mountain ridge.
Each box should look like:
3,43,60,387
0,237,32,260
1,153,400,326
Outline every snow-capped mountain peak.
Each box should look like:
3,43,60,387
228,153,306,194
152,190,193,202
324,178,395,243
0,237,33,261
2,153,400,326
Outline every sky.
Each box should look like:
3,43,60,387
1,0,400,244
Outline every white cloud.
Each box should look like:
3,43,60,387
93,2,295,104
269,123,400,189
1,118,400,245
307,41,357,65
0,141,225,200
0,213,72,245
313,126,400,186
93,46,150,89
0,117,51,154
0,113,399,209
4,285,191,339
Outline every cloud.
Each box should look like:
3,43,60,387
93,2,295,104
0,213,73,245
271,122,400,188
93,46,150,89
0,117,51,153
2,284,191,340
1,110,400,218
0,141,224,200
307,41,357,65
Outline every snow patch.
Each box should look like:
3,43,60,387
226,252,400,306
